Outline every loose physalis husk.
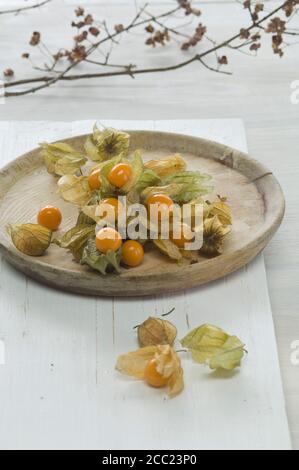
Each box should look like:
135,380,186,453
144,154,186,178
40,142,87,176
84,126,130,162
57,174,92,206
134,169,162,194
163,171,213,203
153,239,182,261
127,167,161,203
205,197,232,226
116,345,184,398
137,317,177,347
181,324,246,370
76,210,96,227
53,224,95,261
200,215,231,256
8,223,52,256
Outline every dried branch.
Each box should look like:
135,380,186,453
0,0,51,16
2,0,299,97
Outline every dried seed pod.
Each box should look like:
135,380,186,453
137,316,177,347
205,197,232,226
57,174,92,206
85,127,130,162
209,201,232,226
200,215,231,256
53,224,95,261
40,141,87,176
8,223,52,256
144,154,186,178
76,210,96,227
181,324,246,370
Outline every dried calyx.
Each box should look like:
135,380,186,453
137,316,177,347
8,223,52,256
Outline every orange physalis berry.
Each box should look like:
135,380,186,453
107,163,132,188
144,358,168,388
88,168,101,190
95,227,122,254
37,205,62,231
121,240,144,267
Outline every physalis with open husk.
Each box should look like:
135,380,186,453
84,126,130,162
116,344,184,398
200,215,231,256
204,196,232,226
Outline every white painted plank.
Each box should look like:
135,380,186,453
0,0,298,449
0,119,291,450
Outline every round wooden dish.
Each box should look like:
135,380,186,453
0,130,284,296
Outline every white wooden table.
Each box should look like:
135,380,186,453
0,0,298,448
0,118,291,450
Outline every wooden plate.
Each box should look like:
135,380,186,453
0,130,284,296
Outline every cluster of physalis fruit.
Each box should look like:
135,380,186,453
116,315,246,398
8,125,232,275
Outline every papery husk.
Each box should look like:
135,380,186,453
138,317,177,347
116,344,184,397
153,239,182,261
116,346,157,379
76,210,96,226
135,169,162,194
54,154,87,177
85,126,130,162
8,223,52,256
144,154,186,178
53,224,95,261
40,141,87,176
84,135,100,161
163,171,213,203
81,204,101,223
200,215,231,256
181,323,246,370
126,168,162,203
57,174,92,206
154,345,184,397
205,198,232,226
